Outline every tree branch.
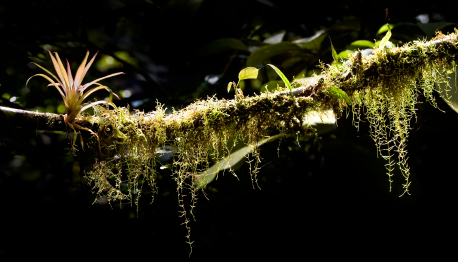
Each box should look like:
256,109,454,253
0,80,317,133
0,106,66,131
1,33,457,135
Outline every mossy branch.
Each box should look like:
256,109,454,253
2,32,457,135
0,83,320,134
3,32,458,250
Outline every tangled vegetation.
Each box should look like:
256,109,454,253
75,30,458,250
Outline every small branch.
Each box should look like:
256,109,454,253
0,106,66,131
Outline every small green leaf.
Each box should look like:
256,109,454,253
376,24,396,35
227,82,233,93
267,64,292,92
330,38,338,62
348,40,375,51
349,40,376,48
238,67,259,81
327,86,352,105
337,50,353,60
379,24,392,49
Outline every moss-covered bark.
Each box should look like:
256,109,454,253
3,30,458,251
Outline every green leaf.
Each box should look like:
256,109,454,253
197,38,248,57
377,24,396,35
379,24,392,49
267,64,292,92
348,40,375,50
327,86,352,105
227,82,233,93
246,42,305,67
292,29,327,50
337,50,353,60
330,38,338,62
238,67,259,81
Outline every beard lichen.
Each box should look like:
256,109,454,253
78,30,458,250
82,91,318,252
319,30,458,195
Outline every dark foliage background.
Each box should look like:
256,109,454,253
1,0,458,258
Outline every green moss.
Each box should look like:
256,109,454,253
77,30,458,250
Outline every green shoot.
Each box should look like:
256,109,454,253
379,24,392,49
228,67,259,98
267,64,292,94
329,37,338,62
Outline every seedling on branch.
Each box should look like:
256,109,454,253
267,64,293,95
228,67,259,99
26,50,124,153
378,24,392,49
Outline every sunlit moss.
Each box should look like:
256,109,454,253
81,91,317,251
78,30,458,250
317,30,458,195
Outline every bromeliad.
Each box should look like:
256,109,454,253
27,50,124,153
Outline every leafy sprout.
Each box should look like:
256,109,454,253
379,24,392,49
228,67,259,99
329,37,338,62
26,50,124,152
267,64,292,94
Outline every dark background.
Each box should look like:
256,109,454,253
1,0,458,258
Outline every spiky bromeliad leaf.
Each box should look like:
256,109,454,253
379,24,392,49
327,86,352,105
267,64,292,93
26,50,124,123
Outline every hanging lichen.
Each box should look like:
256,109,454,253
318,30,457,195
77,30,458,251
